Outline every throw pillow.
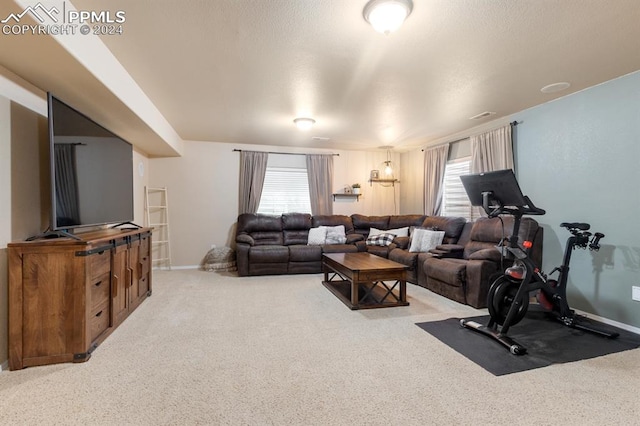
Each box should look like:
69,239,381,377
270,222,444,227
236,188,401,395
366,232,396,246
369,226,409,238
307,227,327,245
409,228,445,253
322,225,347,244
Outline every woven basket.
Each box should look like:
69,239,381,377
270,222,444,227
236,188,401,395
201,247,237,272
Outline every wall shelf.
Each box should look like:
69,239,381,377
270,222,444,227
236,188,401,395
332,193,361,202
369,179,399,186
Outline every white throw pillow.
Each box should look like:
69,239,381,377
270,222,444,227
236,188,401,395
322,225,347,244
409,229,445,253
369,226,409,237
307,227,327,245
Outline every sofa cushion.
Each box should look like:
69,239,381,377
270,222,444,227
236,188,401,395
366,245,391,258
284,229,309,245
468,248,502,262
289,245,322,262
251,231,284,246
237,213,282,233
389,215,427,229
312,215,355,234
351,214,389,235
321,244,358,254
421,216,467,244
249,245,289,263
394,236,410,250
425,258,467,288
463,216,540,259
282,213,312,230
237,213,284,246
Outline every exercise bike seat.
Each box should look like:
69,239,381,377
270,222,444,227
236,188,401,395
560,222,590,231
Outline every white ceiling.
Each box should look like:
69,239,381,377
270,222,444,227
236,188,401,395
2,0,640,155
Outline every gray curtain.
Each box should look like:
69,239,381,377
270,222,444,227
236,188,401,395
470,125,514,174
54,144,80,226
470,125,514,216
423,143,450,216
238,151,268,214
306,154,334,215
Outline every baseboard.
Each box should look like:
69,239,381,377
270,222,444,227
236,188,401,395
152,265,200,271
0,359,9,371
575,309,640,335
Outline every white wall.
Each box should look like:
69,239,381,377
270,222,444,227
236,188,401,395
0,96,11,368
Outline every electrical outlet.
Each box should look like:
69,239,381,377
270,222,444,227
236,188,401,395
210,244,216,249
632,286,640,302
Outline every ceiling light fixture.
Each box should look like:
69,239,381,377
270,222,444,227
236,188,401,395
363,0,413,35
293,117,316,131
381,146,395,179
541,82,571,94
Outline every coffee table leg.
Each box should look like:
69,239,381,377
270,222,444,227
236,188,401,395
351,281,359,307
400,280,406,303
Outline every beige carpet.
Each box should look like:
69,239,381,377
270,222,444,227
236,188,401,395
0,270,638,425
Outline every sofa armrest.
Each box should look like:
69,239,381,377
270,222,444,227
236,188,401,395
346,233,365,244
393,236,410,250
467,248,502,262
236,234,255,246
429,243,464,259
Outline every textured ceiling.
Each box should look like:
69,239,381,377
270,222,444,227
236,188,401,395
3,0,640,154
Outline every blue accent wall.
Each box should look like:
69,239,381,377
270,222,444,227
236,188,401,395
513,71,640,327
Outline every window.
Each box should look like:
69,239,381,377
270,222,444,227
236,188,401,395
441,157,479,222
257,167,311,214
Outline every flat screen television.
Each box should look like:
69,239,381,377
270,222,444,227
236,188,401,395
48,93,134,233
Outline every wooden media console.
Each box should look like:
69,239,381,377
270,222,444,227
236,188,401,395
8,228,152,370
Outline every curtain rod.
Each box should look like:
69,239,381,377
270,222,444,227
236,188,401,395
421,121,521,151
233,149,339,156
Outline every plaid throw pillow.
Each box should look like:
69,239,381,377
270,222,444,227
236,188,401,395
366,232,395,246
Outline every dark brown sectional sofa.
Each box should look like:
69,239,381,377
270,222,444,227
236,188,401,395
235,212,543,308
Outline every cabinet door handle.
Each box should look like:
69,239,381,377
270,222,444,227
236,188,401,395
112,275,118,297
126,267,133,287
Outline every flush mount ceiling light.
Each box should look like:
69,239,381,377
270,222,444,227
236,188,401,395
541,82,571,94
293,117,316,131
363,0,413,35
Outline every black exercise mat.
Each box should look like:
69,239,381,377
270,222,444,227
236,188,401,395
416,309,640,376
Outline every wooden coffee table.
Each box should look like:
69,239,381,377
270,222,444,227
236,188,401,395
322,252,409,310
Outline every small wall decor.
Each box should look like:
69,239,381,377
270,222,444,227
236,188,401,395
370,170,379,179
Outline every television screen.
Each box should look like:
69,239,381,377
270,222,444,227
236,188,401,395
48,93,134,231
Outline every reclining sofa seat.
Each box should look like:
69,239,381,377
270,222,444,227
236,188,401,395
388,216,467,285
236,213,361,276
423,216,543,309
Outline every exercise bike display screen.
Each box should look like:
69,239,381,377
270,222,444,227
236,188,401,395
460,169,527,208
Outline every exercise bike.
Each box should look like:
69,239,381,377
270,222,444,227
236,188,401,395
458,170,619,355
